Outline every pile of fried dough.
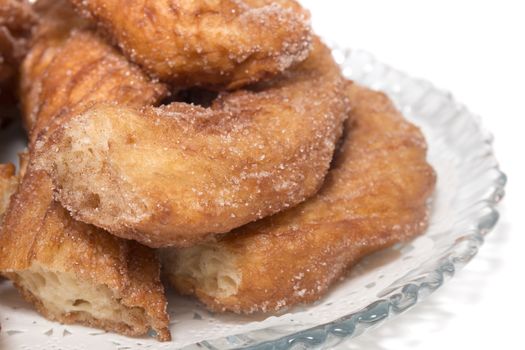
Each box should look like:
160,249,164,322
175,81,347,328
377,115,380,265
0,0,436,341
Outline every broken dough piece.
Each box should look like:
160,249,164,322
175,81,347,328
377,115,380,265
0,169,170,340
161,84,436,313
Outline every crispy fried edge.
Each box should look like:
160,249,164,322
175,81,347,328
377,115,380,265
164,83,437,313
0,163,17,221
34,38,349,248
1,2,171,339
0,169,170,340
69,0,312,89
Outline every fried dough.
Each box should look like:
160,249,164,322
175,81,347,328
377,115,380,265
70,0,312,89
0,0,36,124
0,169,170,340
0,0,35,83
0,1,171,339
21,0,167,142
35,38,349,248
18,0,90,130
0,163,17,222
0,0,34,40
161,84,436,313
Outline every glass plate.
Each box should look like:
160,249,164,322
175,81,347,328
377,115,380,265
0,46,506,350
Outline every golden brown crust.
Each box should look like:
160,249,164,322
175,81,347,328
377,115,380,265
166,84,437,313
21,0,168,142
0,163,17,221
1,5,171,339
35,38,348,248
0,0,36,124
0,0,35,79
0,0,34,34
0,170,170,340
70,0,312,89
19,0,89,130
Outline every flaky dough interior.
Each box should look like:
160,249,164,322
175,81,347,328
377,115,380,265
161,245,241,298
14,263,150,330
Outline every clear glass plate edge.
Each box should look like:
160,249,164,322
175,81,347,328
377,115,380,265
181,46,507,350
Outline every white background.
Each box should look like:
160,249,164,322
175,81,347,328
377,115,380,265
298,1,523,349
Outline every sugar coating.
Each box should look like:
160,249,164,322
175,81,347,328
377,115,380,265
0,0,35,62
0,169,170,340
2,1,171,340
0,0,36,125
69,0,313,89
35,38,349,248
165,85,437,314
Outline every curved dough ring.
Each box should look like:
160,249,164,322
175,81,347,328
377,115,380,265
35,38,348,248
70,0,312,89
161,84,436,313
20,0,167,142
